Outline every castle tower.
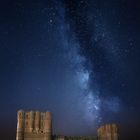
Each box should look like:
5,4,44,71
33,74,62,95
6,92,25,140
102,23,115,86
40,112,45,132
16,110,52,140
97,124,119,140
16,110,24,140
29,111,34,132
44,112,52,140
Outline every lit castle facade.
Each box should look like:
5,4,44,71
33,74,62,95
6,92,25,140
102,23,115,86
16,110,119,140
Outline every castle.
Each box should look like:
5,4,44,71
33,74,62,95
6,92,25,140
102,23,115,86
16,110,119,140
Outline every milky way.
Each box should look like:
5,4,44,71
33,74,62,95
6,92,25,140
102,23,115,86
62,0,123,126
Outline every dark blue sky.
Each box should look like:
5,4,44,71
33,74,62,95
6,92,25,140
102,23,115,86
0,0,140,140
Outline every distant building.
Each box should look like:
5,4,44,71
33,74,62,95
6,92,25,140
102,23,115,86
53,135,65,140
16,110,119,140
64,136,97,140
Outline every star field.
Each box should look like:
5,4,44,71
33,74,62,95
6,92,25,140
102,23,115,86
0,0,140,140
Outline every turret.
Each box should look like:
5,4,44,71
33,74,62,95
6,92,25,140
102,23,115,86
16,110,24,140
34,111,40,132
40,112,45,131
44,112,52,140
112,124,119,140
29,111,34,132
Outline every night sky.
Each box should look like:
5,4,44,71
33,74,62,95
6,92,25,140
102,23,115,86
0,0,140,140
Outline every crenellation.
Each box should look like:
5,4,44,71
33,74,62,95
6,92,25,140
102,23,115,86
16,110,25,140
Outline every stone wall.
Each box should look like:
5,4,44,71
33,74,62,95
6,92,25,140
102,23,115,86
65,136,97,140
53,135,97,140
97,124,119,140
16,110,52,140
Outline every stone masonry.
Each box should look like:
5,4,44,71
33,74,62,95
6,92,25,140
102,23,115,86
16,110,52,140
97,124,119,140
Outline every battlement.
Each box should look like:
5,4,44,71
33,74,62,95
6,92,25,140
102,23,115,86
16,110,52,140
